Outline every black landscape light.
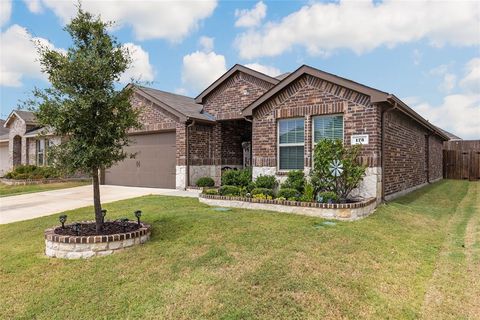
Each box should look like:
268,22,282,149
101,209,107,223
72,223,81,236
59,215,67,228
134,210,142,226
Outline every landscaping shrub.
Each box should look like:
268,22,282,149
277,188,300,201
311,139,366,201
281,170,305,193
254,174,278,189
4,165,61,180
196,177,215,187
219,185,241,196
202,188,219,195
317,191,339,203
246,182,256,193
221,168,251,187
251,187,275,198
300,182,315,202
252,193,273,200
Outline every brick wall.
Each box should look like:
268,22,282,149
130,92,188,167
203,71,275,120
383,109,443,196
252,74,380,168
188,123,215,165
131,93,179,133
429,134,444,181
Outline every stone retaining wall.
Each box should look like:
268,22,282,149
44,223,150,259
199,194,377,221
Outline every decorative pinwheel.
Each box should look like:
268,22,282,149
329,159,343,177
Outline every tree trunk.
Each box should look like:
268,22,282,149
92,168,103,232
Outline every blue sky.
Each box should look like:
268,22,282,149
1,0,479,138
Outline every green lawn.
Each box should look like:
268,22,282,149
0,180,478,319
0,180,91,197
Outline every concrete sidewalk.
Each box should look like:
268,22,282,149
0,185,200,224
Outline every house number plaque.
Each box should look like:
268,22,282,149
351,134,369,145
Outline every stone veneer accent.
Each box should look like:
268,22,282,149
199,194,377,221
252,166,382,201
349,167,382,201
176,165,187,189
44,223,151,259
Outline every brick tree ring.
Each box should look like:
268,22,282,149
44,222,151,259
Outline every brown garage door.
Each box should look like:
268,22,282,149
105,132,176,188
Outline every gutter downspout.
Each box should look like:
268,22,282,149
381,102,397,202
185,120,195,189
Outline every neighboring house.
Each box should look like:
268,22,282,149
0,110,59,176
0,119,10,175
1,64,456,201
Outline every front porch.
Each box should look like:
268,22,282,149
186,119,252,187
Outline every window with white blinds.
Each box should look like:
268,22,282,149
313,115,344,142
278,118,304,170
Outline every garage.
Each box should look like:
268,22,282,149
104,132,176,188
0,142,9,176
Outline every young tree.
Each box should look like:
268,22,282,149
31,7,141,232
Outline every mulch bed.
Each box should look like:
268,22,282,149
54,221,141,236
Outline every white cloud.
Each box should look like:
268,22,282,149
244,63,280,77
0,25,152,87
460,58,480,93
24,0,43,13
120,43,154,84
413,94,480,139
199,36,214,53
410,58,480,139
430,64,457,93
181,51,226,93
39,0,217,41
0,24,58,87
236,0,480,59
235,1,267,28
1,0,12,26
174,87,188,96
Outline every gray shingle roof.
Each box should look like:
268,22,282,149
275,72,291,80
0,119,9,135
14,110,37,124
136,86,214,122
436,126,462,140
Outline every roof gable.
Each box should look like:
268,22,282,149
242,64,449,141
4,110,37,127
194,64,280,103
242,65,388,116
133,85,214,123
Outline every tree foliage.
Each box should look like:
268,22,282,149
30,7,141,231
310,139,366,201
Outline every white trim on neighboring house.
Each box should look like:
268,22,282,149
23,131,55,138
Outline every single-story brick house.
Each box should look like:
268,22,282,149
1,64,454,201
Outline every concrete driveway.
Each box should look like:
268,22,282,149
0,185,200,224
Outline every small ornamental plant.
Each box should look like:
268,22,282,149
196,177,215,187
310,139,366,202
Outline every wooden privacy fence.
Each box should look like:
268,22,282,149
443,149,480,181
